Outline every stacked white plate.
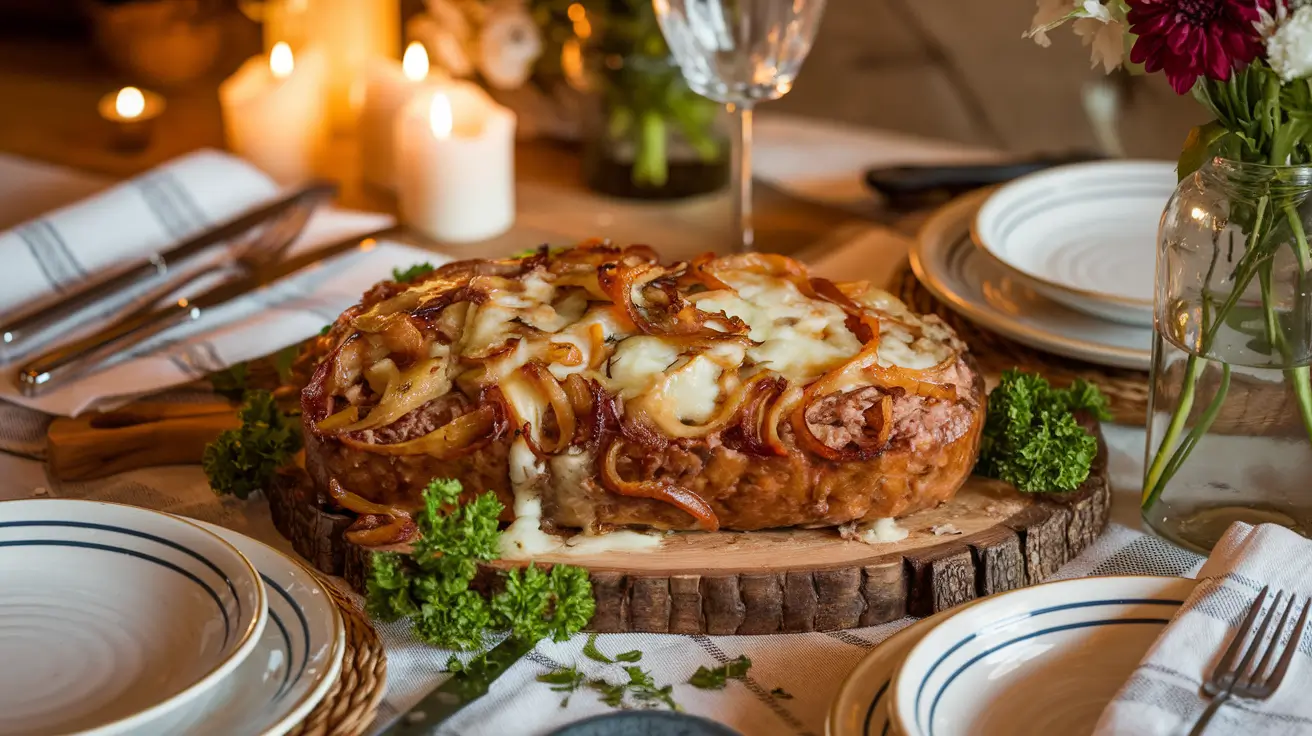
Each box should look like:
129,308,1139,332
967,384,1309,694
0,499,346,736
827,575,1196,736
910,160,1177,371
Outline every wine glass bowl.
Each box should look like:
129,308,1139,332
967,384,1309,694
653,0,827,105
653,0,827,250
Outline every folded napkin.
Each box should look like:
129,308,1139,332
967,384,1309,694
1095,523,1312,736
0,150,415,416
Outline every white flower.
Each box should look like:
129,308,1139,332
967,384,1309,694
1268,6,1312,82
476,0,543,89
1073,17,1125,73
1080,0,1111,22
1255,1,1289,40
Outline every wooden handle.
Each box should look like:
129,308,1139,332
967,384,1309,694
47,401,241,481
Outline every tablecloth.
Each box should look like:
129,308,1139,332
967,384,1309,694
0,122,1194,736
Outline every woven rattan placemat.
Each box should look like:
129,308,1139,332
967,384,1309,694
890,261,1150,426
289,573,388,736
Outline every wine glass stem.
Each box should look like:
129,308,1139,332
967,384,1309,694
731,102,755,252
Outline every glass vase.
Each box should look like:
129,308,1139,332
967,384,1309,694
579,0,729,200
1143,158,1312,552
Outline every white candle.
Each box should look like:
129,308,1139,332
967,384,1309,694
303,0,400,131
360,42,436,191
97,86,166,151
395,84,516,243
219,42,328,184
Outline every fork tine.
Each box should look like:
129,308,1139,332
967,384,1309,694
1244,594,1296,689
1230,588,1280,691
1213,585,1269,687
1263,597,1310,692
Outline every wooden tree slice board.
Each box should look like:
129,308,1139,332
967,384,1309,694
268,421,1112,635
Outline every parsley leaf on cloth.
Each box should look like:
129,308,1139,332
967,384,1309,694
688,655,752,690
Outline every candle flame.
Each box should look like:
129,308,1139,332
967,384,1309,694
403,42,429,82
270,42,295,79
115,87,146,119
429,92,453,140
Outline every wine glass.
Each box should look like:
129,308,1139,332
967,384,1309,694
653,0,828,251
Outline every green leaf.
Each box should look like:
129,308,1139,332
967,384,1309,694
273,344,300,384
688,655,752,690
209,362,249,402
392,262,436,283
615,650,643,663
583,634,614,663
1178,121,1229,182
202,389,302,499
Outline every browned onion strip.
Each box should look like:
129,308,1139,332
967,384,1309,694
763,385,802,456
586,324,609,369
630,365,759,440
562,374,594,445
336,357,451,433
546,342,584,367
338,406,499,457
328,478,413,519
520,361,576,453
724,375,788,455
316,406,360,432
601,440,719,531
684,252,734,291
302,333,361,428
597,261,750,338
790,313,887,461
345,514,419,546
706,253,819,299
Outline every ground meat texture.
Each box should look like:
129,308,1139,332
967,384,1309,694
304,354,986,532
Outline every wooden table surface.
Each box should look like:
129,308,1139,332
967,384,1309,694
0,33,877,264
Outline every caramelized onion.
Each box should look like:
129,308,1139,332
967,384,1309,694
335,356,451,433
630,365,761,440
520,361,576,453
345,513,419,546
339,405,500,457
546,342,584,367
316,405,361,432
722,375,788,455
706,253,819,299
598,261,749,338
302,333,361,427
601,440,719,531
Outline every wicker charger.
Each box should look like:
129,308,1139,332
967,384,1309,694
889,261,1151,426
288,573,388,736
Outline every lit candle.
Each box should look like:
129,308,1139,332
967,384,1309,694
395,84,516,243
218,42,328,184
302,0,400,131
360,42,439,191
97,86,166,152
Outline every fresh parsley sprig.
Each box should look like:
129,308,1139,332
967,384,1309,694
974,370,1111,493
688,655,752,690
364,478,596,651
392,262,436,283
202,390,302,500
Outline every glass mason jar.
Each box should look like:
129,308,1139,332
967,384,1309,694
1144,158,1312,552
579,0,729,200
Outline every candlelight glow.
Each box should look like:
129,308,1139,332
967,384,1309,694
568,3,591,38
429,92,453,140
270,42,295,79
403,42,430,81
115,87,146,119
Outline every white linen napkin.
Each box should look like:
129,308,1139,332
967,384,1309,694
1095,522,1312,736
0,149,426,416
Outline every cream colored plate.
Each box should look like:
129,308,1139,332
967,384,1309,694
913,191,1153,370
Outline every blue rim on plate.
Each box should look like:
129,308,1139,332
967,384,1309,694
889,575,1196,736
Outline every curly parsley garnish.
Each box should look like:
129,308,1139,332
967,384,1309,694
364,478,595,651
974,370,1111,493
537,660,678,710
202,390,302,499
392,262,436,283
688,655,752,690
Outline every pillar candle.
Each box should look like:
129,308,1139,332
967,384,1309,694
218,42,328,184
360,42,436,191
395,84,516,243
303,0,400,132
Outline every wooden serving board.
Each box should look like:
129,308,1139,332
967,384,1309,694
267,421,1112,635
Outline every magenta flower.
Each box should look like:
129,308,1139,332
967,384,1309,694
1126,0,1269,94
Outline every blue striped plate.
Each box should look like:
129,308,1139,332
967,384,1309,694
889,575,1195,736
0,499,266,736
152,522,346,736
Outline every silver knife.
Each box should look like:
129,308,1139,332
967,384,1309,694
15,226,401,395
372,637,537,735
0,182,337,366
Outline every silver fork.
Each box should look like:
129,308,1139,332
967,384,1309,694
1189,585,1310,736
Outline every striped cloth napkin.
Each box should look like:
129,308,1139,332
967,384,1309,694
1095,522,1312,736
0,150,418,417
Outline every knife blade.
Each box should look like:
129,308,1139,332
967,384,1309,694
0,182,337,366
864,153,1102,210
15,226,402,395
373,637,537,735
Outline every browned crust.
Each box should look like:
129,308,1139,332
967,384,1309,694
304,355,985,531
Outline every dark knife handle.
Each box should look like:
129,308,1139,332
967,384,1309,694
865,154,1102,208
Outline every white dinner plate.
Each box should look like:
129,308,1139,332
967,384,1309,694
147,522,346,736
912,190,1154,370
826,604,976,736
0,499,266,736
971,160,1176,326
889,575,1196,736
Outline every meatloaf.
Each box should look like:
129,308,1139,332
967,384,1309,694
300,244,985,548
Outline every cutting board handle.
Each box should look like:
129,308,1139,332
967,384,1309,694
47,401,240,481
